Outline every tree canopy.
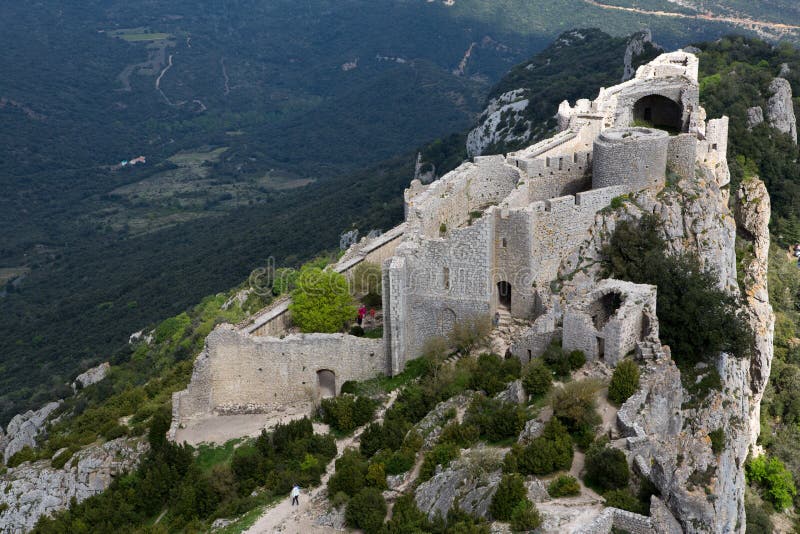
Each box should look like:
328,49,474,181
289,266,357,333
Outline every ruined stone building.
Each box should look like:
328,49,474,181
174,50,727,423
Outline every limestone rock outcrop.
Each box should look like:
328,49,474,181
0,437,148,532
622,30,658,81
766,77,797,143
71,362,110,391
734,177,774,449
746,106,764,130
466,89,530,157
414,447,505,520
3,401,62,464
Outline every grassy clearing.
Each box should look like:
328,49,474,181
110,29,172,42
216,493,281,534
195,438,243,472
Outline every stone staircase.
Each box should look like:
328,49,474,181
635,340,666,361
489,308,529,356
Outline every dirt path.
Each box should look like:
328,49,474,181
584,0,800,35
245,391,398,533
156,54,175,105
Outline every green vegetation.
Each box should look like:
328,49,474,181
504,419,573,476
603,215,753,365
34,417,335,532
541,341,586,379
468,353,522,396
548,474,581,497
551,379,602,449
319,394,377,434
289,266,356,333
521,359,553,399
465,395,527,443
584,444,630,492
489,473,528,520
608,360,640,405
745,455,797,510
346,487,387,533
709,428,725,455
419,442,461,483
603,488,648,515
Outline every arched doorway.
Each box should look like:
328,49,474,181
317,369,336,399
633,95,683,132
498,281,512,310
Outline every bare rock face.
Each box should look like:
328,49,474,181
746,106,764,130
734,177,774,449
466,89,531,158
414,447,504,521
0,437,148,532
71,362,110,391
3,401,62,464
622,29,658,81
494,380,527,405
767,77,797,143
414,393,475,450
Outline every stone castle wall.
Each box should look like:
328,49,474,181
174,326,384,423
592,128,669,193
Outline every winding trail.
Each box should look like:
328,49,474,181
221,58,231,95
584,0,800,34
156,54,175,105
244,391,399,533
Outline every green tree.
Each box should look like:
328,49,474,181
746,455,797,510
345,487,387,533
289,266,356,333
522,359,553,398
608,360,640,405
490,473,528,520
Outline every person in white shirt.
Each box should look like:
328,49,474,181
291,485,300,506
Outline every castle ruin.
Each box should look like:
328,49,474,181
173,50,729,431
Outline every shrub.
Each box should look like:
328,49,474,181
349,325,365,337
567,350,586,370
745,493,774,534
382,448,416,475
584,445,630,492
506,419,573,476
465,396,526,443
382,494,430,533
345,487,386,533
51,447,78,470
746,455,797,510
419,442,460,482
439,422,480,448
608,360,640,405
8,446,38,468
289,266,357,333
365,462,387,489
510,499,542,532
490,473,528,520
551,379,602,433
359,423,384,458
709,428,725,455
522,359,552,398
320,395,377,433
603,488,647,515
340,380,359,395
328,449,368,497
448,315,492,354
548,474,581,497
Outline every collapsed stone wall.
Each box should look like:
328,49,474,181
173,326,384,425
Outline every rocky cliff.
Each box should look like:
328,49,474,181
767,78,798,143
0,437,148,532
557,169,773,533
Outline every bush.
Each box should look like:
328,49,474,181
382,494,430,533
349,325,365,337
345,487,386,533
50,447,78,470
448,315,492,354
584,445,630,492
746,455,797,510
602,216,754,364
328,449,368,497
320,395,377,433
340,380,359,395
548,475,581,497
510,499,542,532
709,428,725,455
608,360,640,405
506,419,573,476
289,266,356,333
365,462,387,489
359,423,385,458
439,422,480,448
540,341,586,378
490,473,528,520
419,442,460,482
603,488,647,515
522,359,552,398
551,380,602,438
8,446,38,467
465,396,527,443
745,493,774,534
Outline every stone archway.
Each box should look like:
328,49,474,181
633,94,683,132
317,369,336,399
498,281,512,310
